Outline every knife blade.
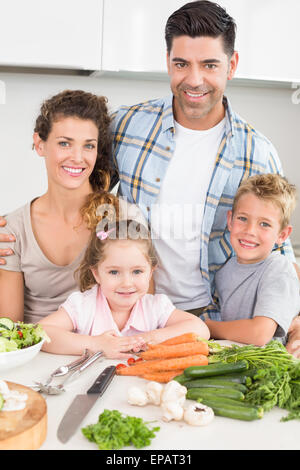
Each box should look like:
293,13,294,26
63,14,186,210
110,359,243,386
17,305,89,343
57,365,116,443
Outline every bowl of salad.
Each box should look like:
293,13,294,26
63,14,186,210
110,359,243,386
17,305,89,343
0,317,50,372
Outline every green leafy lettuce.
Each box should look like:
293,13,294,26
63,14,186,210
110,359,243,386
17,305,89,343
0,321,50,352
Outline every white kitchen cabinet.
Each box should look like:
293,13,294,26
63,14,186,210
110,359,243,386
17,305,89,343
101,0,300,83
0,0,103,70
101,0,186,73
220,0,300,82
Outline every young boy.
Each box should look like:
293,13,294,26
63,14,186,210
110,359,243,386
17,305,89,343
206,173,300,346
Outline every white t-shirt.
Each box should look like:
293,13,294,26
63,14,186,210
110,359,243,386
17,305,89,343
151,118,226,310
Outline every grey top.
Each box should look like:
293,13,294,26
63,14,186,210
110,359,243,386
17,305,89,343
215,252,300,339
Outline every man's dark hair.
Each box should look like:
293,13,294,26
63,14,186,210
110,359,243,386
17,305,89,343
165,0,236,57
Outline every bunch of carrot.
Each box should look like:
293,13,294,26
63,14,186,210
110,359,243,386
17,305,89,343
116,332,209,383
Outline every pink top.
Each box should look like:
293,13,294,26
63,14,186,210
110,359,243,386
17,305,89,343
61,285,176,336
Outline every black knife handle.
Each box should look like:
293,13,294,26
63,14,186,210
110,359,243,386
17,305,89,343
87,365,116,395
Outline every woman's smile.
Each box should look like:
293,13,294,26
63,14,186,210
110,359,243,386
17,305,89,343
61,165,86,177
62,165,85,174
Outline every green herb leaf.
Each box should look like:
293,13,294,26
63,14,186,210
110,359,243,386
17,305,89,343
81,409,160,450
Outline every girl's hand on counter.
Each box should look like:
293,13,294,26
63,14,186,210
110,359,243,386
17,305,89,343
89,330,147,359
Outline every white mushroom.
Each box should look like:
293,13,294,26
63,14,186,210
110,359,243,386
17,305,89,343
145,381,163,405
127,386,149,406
161,380,187,406
161,401,184,422
183,403,214,426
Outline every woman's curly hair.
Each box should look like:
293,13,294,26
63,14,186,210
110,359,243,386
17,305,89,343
33,89,112,191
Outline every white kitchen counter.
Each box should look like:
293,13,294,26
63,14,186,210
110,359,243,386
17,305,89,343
2,346,300,451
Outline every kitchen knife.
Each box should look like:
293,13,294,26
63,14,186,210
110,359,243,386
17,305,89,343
57,365,116,443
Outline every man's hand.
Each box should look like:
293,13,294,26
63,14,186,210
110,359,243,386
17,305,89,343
286,316,300,358
0,216,15,265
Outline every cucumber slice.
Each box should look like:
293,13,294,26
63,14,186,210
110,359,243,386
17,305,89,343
0,393,4,411
0,317,14,331
0,336,18,352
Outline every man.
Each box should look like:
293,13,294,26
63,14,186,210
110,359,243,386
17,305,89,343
109,1,300,353
1,1,300,354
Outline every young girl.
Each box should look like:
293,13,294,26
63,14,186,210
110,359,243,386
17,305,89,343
40,200,210,359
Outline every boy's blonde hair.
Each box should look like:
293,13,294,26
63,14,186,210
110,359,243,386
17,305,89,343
233,173,297,229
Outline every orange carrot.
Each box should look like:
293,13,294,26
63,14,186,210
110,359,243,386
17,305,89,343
141,370,184,383
116,354,208,376
148,332,199,348
140,341,209,360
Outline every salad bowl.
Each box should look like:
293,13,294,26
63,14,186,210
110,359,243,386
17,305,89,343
0,317,49,372
0,339,45,372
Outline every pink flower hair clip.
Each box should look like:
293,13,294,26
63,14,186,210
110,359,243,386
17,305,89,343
96,228,115,241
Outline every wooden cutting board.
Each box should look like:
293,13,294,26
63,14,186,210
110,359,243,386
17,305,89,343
0,381,47,450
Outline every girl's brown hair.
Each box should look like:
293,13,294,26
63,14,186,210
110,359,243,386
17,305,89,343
77,195,157,292
34,89,112,191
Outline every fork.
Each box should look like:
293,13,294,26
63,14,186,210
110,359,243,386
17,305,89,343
33,348,90,391
35,350,104,395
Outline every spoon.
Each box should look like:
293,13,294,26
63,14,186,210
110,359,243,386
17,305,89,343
33,349,90,391
34,351,104,395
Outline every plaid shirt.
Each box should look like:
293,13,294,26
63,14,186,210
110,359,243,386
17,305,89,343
110,94,295,318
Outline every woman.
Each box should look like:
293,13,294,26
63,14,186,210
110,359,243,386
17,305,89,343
0,89,125,323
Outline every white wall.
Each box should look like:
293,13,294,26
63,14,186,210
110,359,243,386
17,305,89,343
0,71,299,251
